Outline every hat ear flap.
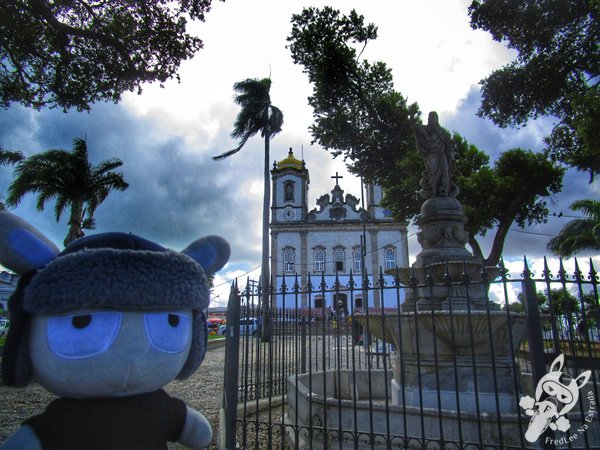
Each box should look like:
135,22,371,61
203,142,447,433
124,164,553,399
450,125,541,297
182,236,230,275
0,211,59,274
1,271,36,387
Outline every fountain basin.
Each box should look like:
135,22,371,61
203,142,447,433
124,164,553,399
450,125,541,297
355,311,528,414
285,369,527,449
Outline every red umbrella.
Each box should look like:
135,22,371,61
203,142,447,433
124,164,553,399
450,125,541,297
207,317,224,323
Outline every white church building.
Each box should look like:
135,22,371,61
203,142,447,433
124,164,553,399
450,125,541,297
270,149,409,314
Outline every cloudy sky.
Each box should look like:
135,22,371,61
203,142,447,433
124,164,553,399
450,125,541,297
1,0,598,304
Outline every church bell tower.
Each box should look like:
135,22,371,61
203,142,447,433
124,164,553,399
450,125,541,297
271,148,309,223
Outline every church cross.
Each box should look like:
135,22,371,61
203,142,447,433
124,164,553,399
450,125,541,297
331,172,343,186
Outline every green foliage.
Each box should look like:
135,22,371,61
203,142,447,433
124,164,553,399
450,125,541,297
288,6,565,266
469,0,600,180
548,199,600,257
6,138,128,245
0,147,24,210
0,148,24,166
213,78,283,160
540,288,581,317
288,7,420,184
0,0,222,111
517,288,580,316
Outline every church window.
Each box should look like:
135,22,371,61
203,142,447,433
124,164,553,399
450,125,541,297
314,248,325,272
385,248,396,270
355,298,363,309
353,248,362,273
284,182,294,202
334,248,345,272
315,296,324,308
284,248,295,273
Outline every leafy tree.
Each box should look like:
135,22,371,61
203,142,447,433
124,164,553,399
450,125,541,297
540,288,581,317
0,147,24,209
288,7,420,185
579,290,600,335
547,199,600,257
1,0,222,111
288,6,564,266
465,148,563,266
6,138,128,245
213,78,283,340
468,0,600,181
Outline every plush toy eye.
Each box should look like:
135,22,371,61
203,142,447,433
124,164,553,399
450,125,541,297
47,312,122,359
144,312,191,354
168,313,179,327
72,314,92,329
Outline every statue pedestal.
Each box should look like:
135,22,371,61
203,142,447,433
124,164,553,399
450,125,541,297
393,196,501,312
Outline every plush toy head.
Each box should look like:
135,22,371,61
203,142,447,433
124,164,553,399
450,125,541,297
0,211,230,399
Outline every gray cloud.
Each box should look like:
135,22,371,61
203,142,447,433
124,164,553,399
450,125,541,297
0,103,265,263
2,85,597,272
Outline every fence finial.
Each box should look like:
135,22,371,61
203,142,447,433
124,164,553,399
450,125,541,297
522,255,532,279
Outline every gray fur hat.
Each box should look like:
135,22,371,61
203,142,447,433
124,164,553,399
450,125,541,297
1,226,230,386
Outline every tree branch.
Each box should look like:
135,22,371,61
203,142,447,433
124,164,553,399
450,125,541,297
27,0,138,72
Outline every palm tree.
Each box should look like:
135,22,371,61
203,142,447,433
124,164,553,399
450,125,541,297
547,199,600,257
0,147,24,210
6,138,128,246
213,78,283,340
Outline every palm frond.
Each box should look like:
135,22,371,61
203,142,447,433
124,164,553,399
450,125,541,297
268,106,284,137
215,77,283,160
570,199,600,219
82,217,96,230
54,195,71,222
212,143,245,161
92,158,124,176
548,218,599,257
0,148,24,166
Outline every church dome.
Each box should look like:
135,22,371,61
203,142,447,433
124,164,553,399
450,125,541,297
277,148,303,171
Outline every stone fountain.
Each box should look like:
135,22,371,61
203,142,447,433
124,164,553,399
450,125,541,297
354,112,529,446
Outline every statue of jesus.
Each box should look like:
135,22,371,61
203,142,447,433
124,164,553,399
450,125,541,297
413,111,457,199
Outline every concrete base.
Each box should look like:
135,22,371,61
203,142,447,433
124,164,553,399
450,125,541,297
286,369,529,449
391,379,517,415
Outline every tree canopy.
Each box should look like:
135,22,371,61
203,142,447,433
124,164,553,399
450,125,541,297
6,138,128,245
288,6,565,266
468,0,600,181
288,6,420,183
1,0,222,111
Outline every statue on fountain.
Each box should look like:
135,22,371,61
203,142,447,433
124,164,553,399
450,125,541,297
413,111,458,199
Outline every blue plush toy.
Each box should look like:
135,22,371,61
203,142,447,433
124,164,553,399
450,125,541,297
0,211,230,450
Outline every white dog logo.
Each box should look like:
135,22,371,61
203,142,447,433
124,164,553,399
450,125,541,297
521,354,591,442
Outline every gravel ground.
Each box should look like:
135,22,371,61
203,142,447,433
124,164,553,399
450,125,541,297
0,346,226,450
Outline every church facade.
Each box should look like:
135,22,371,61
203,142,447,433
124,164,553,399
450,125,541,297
269,149,409,313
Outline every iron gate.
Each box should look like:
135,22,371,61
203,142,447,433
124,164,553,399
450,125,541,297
222,257,600,449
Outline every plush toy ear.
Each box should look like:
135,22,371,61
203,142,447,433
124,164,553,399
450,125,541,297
182,236,230,275
0,211,60,274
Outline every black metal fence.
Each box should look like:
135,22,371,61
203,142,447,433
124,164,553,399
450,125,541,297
222,257,600,449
